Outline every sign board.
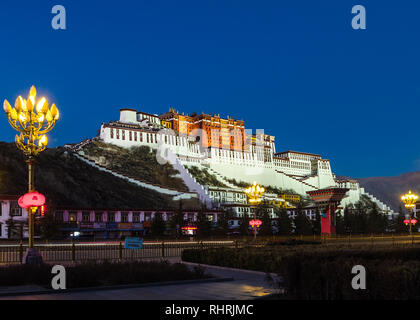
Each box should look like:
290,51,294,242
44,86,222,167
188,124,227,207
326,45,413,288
131,223,144,229
94,222,106,229
80,223,94,229
125,237,143,250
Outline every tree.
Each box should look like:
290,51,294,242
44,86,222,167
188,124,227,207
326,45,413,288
275,208,293,236
217,209,233,235
39,212,60,240
257,206,272,236
312,209,322,235
394,205,408,234
367,204,388,234
342,205,354,234
169,201,185,238
196,209,212,238
335,211,345,234
151,212,166,236
294,208,313,236
239,213,250,236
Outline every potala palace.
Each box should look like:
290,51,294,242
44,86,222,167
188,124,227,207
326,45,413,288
94,108,394,217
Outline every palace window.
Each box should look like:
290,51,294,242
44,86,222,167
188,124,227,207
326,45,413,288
129,131,132,141
121,212,129,223
107,212,115,222
116,130,120,139
122,130,125,140
134,131,137,141
10,201,22,217
95,212,103,222
110,128,114,139
140,133,143,142
133,212,140,223
82,212,91,222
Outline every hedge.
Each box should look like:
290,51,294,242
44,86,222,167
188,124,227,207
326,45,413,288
182,246,420,299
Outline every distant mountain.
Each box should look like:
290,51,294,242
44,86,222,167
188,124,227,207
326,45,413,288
358,172,420,212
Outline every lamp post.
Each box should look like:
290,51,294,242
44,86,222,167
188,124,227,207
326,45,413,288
3,86,59,261
401,190,418,235
245,182,265,241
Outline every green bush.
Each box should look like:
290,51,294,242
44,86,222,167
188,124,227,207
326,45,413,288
182,246,420,299
0,260,210,289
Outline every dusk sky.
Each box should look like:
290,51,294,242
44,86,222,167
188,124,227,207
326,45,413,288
0,0,418,178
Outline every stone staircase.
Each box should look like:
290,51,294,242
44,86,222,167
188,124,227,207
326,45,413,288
156,147,214,208
206,168,241,189
275,169,318,190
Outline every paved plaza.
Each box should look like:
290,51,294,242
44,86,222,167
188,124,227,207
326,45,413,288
0,261,279,300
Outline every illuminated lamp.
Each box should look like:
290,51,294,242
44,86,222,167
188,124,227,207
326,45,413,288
40,205,46,216
249,219,262,228
181,226,198,231
18,191,46,213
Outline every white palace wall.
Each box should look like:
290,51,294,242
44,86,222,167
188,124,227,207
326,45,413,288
98,118,394,213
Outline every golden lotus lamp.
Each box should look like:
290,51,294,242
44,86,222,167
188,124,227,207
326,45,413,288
245,182,265,240
3,86,59,262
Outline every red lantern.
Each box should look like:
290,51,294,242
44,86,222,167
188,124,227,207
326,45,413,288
249,219,262,228
404,219,418,226
18,192,46,210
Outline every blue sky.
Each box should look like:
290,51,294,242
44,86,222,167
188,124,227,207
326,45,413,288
0,0,419,178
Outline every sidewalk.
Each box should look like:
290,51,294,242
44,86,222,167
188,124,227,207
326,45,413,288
0,261,279,300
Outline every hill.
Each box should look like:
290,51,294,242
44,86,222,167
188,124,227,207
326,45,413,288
0,142,199,209
358,172,420,212
79,140,188,192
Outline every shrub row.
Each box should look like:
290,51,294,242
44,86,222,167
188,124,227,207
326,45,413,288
0,260,209,289
182,246,420,299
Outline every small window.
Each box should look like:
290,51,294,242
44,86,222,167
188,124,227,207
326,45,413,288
10,201,22,217
82,212,91,222
108,212,115,222
121,212,129,223
133,212,140,223
95,212,103,222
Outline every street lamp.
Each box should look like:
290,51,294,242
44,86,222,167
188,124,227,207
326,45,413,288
401,190,418,235
3,86,59,262
245,182,265,240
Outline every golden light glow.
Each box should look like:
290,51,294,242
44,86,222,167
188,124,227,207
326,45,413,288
401,190,419,209
3,85,60,157
245,181,265,204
